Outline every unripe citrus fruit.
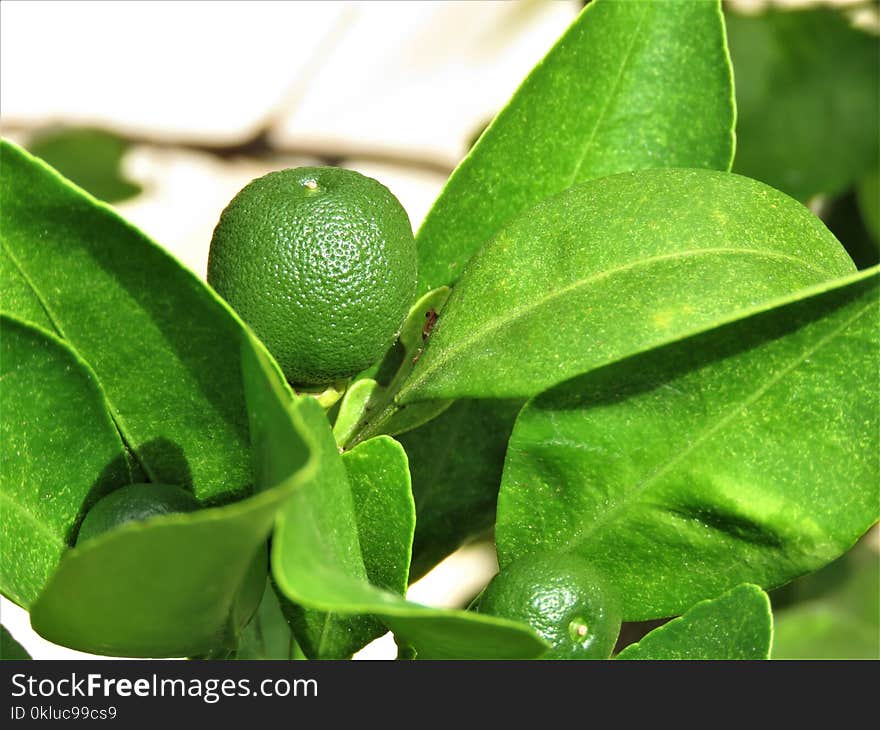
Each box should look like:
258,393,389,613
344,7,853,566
207,167,418,386
76,483,200,544
476,553,621,659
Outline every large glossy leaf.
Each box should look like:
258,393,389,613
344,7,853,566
247,344,546,658
0,139,253,503
416,0,734,292
0,316,131,607
0,251,54,332
27,335,315,658
727,6,879,202
616,584,772,660
497,268,879,620
401,169,855,404
399,399,524,581
280,436,414,659
30,522,268,658
771,540,879,659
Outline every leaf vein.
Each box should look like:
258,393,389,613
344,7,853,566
1,241,64,338
0,491,67,549
402,247,835,399
562,298,876,552
1,242,154,483
568,2,651,186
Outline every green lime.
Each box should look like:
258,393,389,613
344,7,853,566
207,167,417,386
76,483,200,544
476,553,621,659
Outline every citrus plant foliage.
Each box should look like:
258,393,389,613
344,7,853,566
1,0,877,660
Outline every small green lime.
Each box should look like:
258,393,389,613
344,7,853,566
207,167,417,386
476,553,621,659
76,483,200,544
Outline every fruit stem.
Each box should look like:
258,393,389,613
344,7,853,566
340,287,451,448
342,370,406,449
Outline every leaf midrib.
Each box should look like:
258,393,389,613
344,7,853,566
2,240,151,476
567,1,651,187
555,298,875,554
316,612,337,658
1,240,63,338
400,247,835,399
0,491,67,550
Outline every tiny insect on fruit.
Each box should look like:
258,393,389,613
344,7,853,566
422,308,439,340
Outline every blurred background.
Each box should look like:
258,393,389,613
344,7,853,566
1,0,878,660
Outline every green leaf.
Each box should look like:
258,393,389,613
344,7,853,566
399,398,524,581
344,437,415,596
235,581,298,660
1,626,32,660
0,316,131,607
497,267,879,620
371,287,451,388
727,6,879,202
256,379,546,658
416,0,735,292
27,127,142,203
0,139,253,503
338,287,452,448
0,250,55,332
279,435,414,659
401,169,855,404
31,533,268,658
26,335,315,658
333,378,379,446
772,541,880,659
616,584,772,660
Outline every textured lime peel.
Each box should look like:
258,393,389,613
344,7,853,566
208,167,418,387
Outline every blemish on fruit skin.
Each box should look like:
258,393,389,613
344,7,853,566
302,179,318,191
569,618,590,644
